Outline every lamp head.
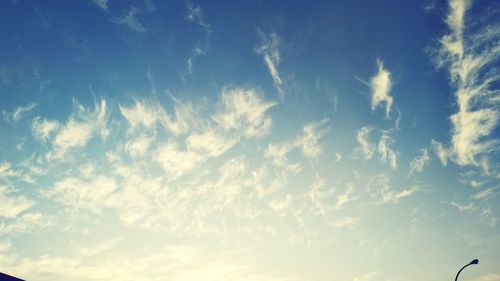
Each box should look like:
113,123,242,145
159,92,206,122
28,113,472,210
470,259,479,265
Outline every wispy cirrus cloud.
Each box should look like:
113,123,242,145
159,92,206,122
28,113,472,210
2,103,36,122
256,31,284,99
266,118,330,170
370,59,393,118
185,0,212,75
48,99,108,159
356,126,375,159
213,87,277,138
0,186,33,219
112,2,156,33
435,0,500,170
355,127,397,169
31,117,60,141
92,0,108,11
409,148,430,176
431,139,449,166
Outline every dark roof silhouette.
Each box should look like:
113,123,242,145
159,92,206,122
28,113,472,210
0,272,24,281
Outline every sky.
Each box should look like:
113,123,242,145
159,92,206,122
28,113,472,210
0,0,499,280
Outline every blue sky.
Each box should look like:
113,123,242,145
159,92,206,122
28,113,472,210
0,0,499,280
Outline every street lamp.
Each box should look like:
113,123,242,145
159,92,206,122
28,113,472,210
455,259,479,281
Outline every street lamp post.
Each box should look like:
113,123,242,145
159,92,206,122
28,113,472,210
455,259,479,281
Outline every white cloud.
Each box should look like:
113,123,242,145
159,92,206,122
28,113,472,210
92,0,108,11
47,176,118,213
162,97,206,136
330,217,360,228
184,1,211,75
370,59,393,118
335,184,356,210
265,142,295,167
334,153,342,162
367,175,417,205
120,100,162,131
381,186,417,204
0,186,33,218
451,201,474,212
124,134,153,158
255,31,283,98
3,103,36,122
353,272,380,281
356,126,375,159
112,7,146,33
213,87,277,138
266,118,329,169
409,148,430,176
471,188,495,201
436,0,500,169
186,128,237,157
13,103,36,121
32,117,60,141
0,212,52,234
377,130,397,170
431,139,449,166
53,119,93,149
48,99,108,159
472,273,500,281
154,141,205,178
0,162,21,178
296,118,330,158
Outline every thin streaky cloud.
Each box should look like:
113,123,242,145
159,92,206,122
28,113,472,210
256,31,284,99
370,59,393,118
436,0,500,170
409,148,430,176
92,0,108,11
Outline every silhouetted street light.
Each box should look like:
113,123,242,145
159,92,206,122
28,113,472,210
455,259,479,281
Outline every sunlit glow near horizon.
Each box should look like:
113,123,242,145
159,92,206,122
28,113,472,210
0,0,499,280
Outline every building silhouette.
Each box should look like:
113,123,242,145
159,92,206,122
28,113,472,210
0,272,24,281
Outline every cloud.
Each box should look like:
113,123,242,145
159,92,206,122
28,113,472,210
409,148,430,176
353,272,380,281
471,188,495,201
370,59,393,118
451,201,474,212
0,186,33,218
431,139,449,166
53,119,93,149
186,128,238,157
255,31,283,98
435,0,500,169
47,99,108,159
296,118,330,158
92,0,108,11
124,133,153,158
112,7,147,33
330,217,360,228
0,212,51,234
335,184,356,210
266,118,330,169
213,87,277,138
356,127,398,169
154,141,205,178
184,1,212,75
377,130,397,170
46,175,118,213
367,175,417,205
472,273,500,281
356,126,375,159
3,103,36,122
120,100,162,131
0,162,21,178
32,117,60,141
